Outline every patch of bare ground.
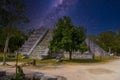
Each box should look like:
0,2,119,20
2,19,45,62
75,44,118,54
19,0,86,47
87,68,113,74
0,59,120,80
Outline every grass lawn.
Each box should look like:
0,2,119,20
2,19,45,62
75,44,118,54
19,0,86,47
0,53,118,66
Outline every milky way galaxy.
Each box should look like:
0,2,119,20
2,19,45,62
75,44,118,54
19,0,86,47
38,0,78,28
24,0,120,34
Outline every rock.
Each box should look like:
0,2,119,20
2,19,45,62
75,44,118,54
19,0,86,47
57,76,67,80
25,72,44,80
22,55,29,59
0,70,6,77
0,76,9,80
33,72,44,80
41,75,57,80
25,73,34,80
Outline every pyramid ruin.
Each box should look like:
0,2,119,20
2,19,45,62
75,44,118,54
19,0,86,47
20,27,108,59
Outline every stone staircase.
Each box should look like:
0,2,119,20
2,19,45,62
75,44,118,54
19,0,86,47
85,38,108,56
20,27,48,56
30,30,52,59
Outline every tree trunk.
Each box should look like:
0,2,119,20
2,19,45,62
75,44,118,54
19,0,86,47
32,59,36,66
3,35,10,65
92,54,95,60
15,51,18,78
69,51,72,60
109,47,111,54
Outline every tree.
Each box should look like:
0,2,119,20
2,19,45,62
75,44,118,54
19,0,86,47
49,16,86,60
97,31,117,54
0,27,27,52
87,30,120,56
0,0,29,65
80,42,88,54
115,30,120,56
0,28,6,52
8,29,27,52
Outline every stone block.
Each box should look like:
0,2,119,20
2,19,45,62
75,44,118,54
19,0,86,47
0,70,6,77
57,76,67,80
33,72,44,80
41,75,57,80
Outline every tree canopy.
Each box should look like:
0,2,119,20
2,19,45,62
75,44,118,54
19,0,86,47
49,16,86,60
0,0,29,65
0,27,27,52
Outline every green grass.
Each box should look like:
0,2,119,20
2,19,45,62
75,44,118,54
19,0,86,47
64,59,100,63
63,56,118,65
0,53,118,66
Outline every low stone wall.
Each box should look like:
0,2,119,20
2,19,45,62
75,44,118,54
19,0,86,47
64,53,92,59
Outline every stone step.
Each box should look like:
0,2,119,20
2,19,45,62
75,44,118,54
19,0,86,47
20,28,49,56
28,30,51,59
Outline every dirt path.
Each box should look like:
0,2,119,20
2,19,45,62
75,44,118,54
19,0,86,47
0,59,120,80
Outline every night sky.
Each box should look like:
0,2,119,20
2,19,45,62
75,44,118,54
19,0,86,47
24,0,120,34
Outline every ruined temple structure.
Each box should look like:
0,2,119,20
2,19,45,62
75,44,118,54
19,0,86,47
20,27,108,59
20,27,52,59
85,38,108,56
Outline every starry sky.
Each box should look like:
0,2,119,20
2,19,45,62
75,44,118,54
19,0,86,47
24,0,120,34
